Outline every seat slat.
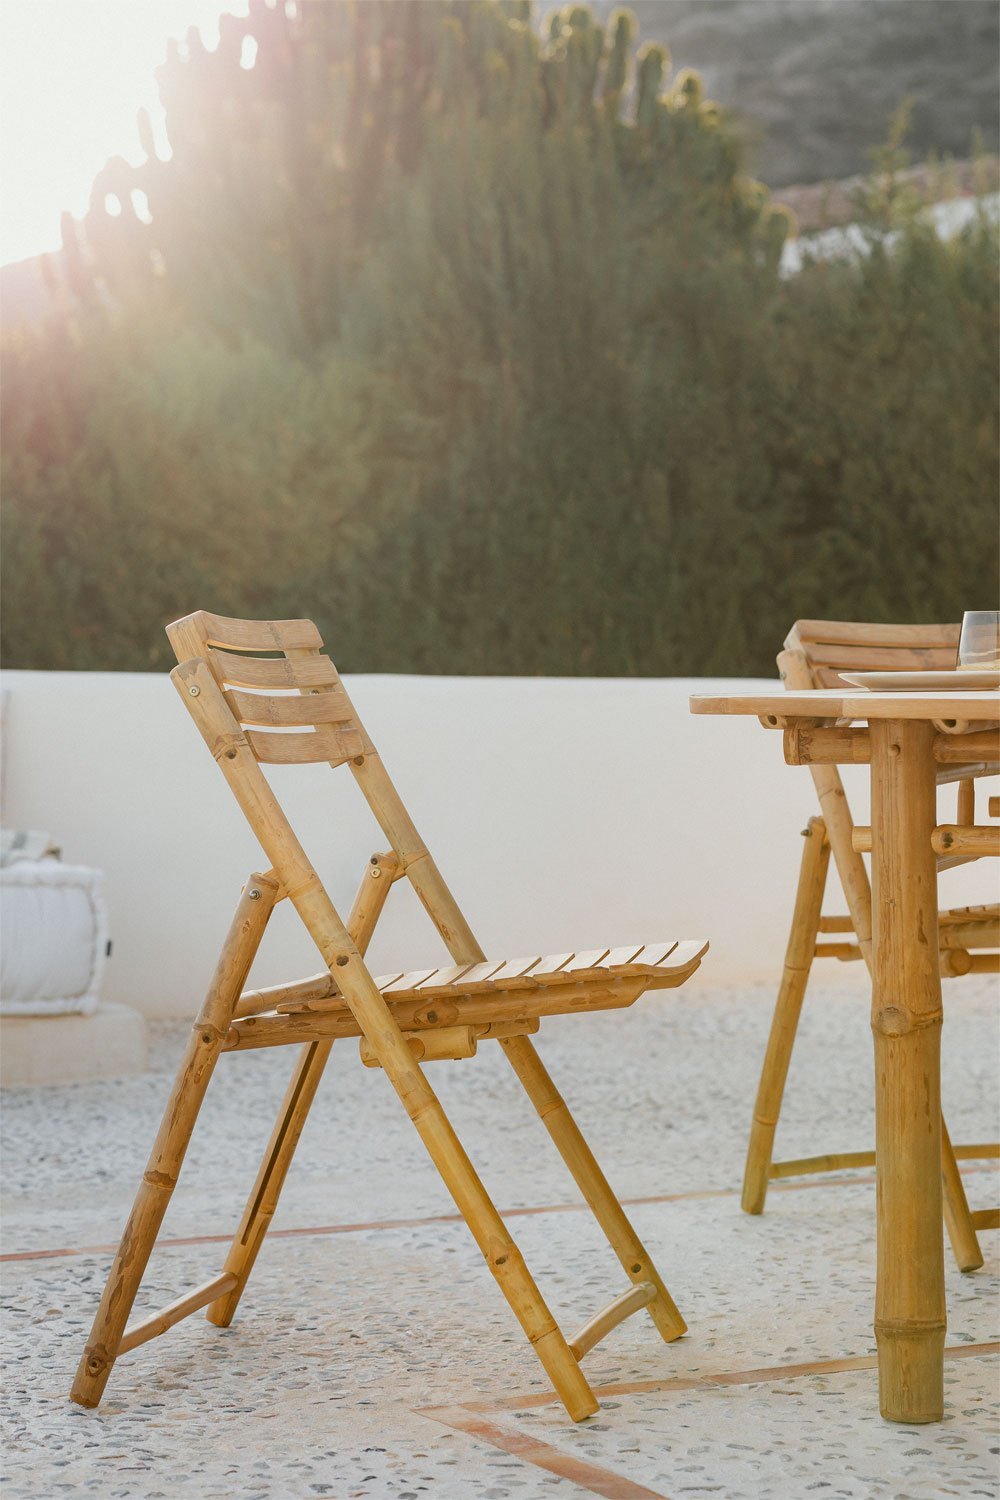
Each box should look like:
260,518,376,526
415,963,478,990
649,939,707,973
382,969,438,995
246,726,365,765
210,648,339,691
486,956,543,985
940,903,999,923
409,961,506,1000
452,960,509,990
597,944,646,971
560,949,611,975
527,953,576,983
630,941,678,967
226,687,355,728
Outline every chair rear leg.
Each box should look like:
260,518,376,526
400,1076,599,1419
742,818,830,1214
941,1118,984,1272
70,873,278,1407
501,1033,686,1343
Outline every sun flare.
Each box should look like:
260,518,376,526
0,0,249,267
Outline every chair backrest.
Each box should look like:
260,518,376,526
775,618,960,967
779,619,960,689
166,610,484,968
167,610,370,766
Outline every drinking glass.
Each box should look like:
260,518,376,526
957,610,1000,670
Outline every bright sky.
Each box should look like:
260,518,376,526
0,0,249,267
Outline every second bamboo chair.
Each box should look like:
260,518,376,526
742,619,999,1270
71,610,707,1421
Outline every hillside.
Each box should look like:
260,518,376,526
591,0,999,186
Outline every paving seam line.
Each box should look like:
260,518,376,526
416,1343,1000,1499
4,1160,996,1264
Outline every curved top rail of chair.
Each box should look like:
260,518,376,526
169,610,324,654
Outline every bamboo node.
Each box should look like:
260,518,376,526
871,1007,943,1037
210,731,246,763
194,1020,225,1044
143,1169,176,1189
874,1316,947,1336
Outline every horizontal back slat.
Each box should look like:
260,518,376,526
246,726,366,765
226,687,355,728
209,648,338,690
807,643,959,672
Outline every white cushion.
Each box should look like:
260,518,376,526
0,862,107,1015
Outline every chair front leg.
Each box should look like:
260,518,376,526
70,873,279,1407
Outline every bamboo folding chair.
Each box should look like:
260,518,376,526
71,611,707,1420
741,619,999,1270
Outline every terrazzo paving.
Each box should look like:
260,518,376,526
2,974,998,1498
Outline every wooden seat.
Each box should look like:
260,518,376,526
742,619,999,1268
71,611,707,1422
226,942,705,1051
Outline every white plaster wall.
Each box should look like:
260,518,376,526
2,671,994,1018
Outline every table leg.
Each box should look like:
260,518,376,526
869,718,946,1423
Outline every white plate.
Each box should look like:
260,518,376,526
840,670,1000,692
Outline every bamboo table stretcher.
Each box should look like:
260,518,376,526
690,686,1000,1424
71,612,707,1422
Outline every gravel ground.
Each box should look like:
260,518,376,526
2,974,997,1498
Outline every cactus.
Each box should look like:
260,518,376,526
52,0,758,357
602,10,634,102
635,43,664,130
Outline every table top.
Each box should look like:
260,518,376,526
689,686,1000,723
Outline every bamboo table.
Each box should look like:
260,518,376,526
689,687,1000,1423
